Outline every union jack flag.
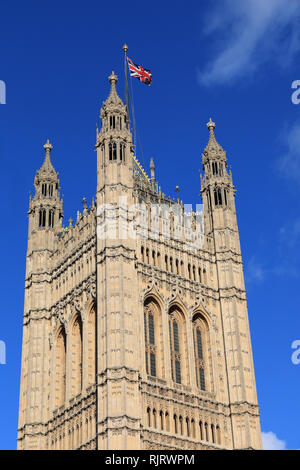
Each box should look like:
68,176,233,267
127,57,152,85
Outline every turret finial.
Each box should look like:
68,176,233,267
43,139,53,153
207,117,216,133
150,157,155,182
123,43,128,53
109,71,118,86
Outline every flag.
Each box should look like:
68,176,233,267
127,57,152,85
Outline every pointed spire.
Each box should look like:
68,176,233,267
204,117,224,154
150,157,155,182
106,71,123,105
39,139,57,175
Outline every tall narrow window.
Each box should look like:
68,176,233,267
169,318,181,383
144,307,156,377
71,315,83,397
113,142,117,160
109,143,112,161
193,318,208,392
174,415,178,434
39,209,46,227
48,210,54,228
55,327,66,408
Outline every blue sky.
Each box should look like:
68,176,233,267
1,0,300,450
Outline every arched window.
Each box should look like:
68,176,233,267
110,115,116,129
170,257,173,273
55,327,66,408
141,246,144,262
160,410,164,430
42,183,47,197
191,419,196,438
71,315,83,397
216,425,221,445
211,424,215,443
39,209,46,228
193,315,208,392
205,422,209,441
188,263,191,280
169,307,189,385
87,303,96,385
144,298,164,378
174,414,178,434
165,255,168,271
186,417,190,437
212,161,219,175
49,185,53,197
165,412,170,432
120,142,125,161
214,188,222,206
180,260,184,276
144,307,156,376
169,318,181,383
224,189,227,206
113,142,117,160
199,420,203,440
109,143,113,161
153,409,157,428
48,210,54,228
179,416,183,435
147,407,151,427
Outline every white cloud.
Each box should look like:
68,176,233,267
198,0,300,86
262,431,286,450
277,122,300,182
245,256,266,285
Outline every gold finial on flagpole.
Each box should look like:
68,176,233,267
123,43,128,53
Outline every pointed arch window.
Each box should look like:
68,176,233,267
39,209,46,227
42,183,47,197
71,315,83,396
212,162,218,175
169,318,181,383
110,115,116,129
55,327,66,408
48,210,54,228
109,143,113,161
120,142,125,161
214,188,222,206
144,304,156,377
113,142,117,160
193,317,208,391
49,185,53,197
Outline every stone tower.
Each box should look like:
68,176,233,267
17,73,262,450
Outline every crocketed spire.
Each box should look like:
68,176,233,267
204,118,224,154
36,139,58,182
105,71,123,106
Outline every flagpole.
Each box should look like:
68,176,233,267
123,43,130,128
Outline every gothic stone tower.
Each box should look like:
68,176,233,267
17,72,262,450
